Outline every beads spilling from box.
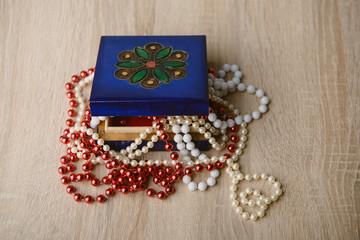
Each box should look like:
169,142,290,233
59,64,282,221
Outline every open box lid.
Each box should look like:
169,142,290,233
89,35,209,117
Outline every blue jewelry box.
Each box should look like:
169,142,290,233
90,35,208,116
89,35,209,151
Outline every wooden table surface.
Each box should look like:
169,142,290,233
0,0,359,239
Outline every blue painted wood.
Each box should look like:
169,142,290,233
90,35,209,116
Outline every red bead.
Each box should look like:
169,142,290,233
176,170,184,178
105,161,113,169
88,138,96,146
165,186,175,195
206,163,215,171
227,144,236,152
230,134,239,143
85,172,94,180
171,174,179,182
105,188,115,197
158,169,166,178
161,180,169,187
66,91,75,99
92,145,101,153
101,152,110,160
185,168,193,176
69,154,78,162
164,142,173,151
59,136,69,144
82,152,91,160
160,133,169,141
80,71,88,78
63,128,70,135
102,177,111,185
208,68,216,75
170,152,179,160
216,161,224,169
60,176,70,184
73,193,82,202
224,153,231,159
69,174,77,181
157,191,167,200
82,162,93,172
111,182,120,190
66,164,75,172
219,108,226,115
153,177,160,184
84,195,94,204
84,109,91,116
120,186,129,194
147,189,156,197
58,166,67,175
60,156,69,164
96,195,106,203
79,141,89,149
69,99,77,107
195,164,204,172
88,68,95,75
156,122,164,130
111,160,120,168
66,185,75,194
70,132,79,140
165,167,173,174
68,109,76,117
71,75,80,82
175,163,183,171
79,132,88,139
66,119,74,127
76,174,85,181
65,82,74,90
231,125,238,132
209,107,214,113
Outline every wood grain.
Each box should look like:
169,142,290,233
0,0,359,239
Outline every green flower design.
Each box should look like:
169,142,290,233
114,42,189,89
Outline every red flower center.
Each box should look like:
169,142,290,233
146,61,156,68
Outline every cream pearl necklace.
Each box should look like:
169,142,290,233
59,64,283,221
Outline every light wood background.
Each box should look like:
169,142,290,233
0,0,359,239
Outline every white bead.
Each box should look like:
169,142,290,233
135,149,142,156
221,82,228,91
103,145,110,151
207,177,216,186
151,135,158,142
252,111,261,120
182,175,191,184
242,212,249,220
232,77,240,85
230,64,239,72
214,119,222,128
172,125,181,133
220,121,228,130
174,134,183,143
183,134,192,143
191,148,200,157
234,71,243,78
217,70,226,78
223,64,231,72
226,119,235,128
213,81,222,90
244,114,252,123
256,89,264,98
86,128,93,136
180,149,189,156
147,141,154,148
198,182,207,191
250,214,257,221
227,81,235,89
181,125,190,134
237,83,246,92
234,115,243,125
188,182,197,191
135,138,142,145
261,96,269,105
98,116,106,121
247,85,256,93
177,142,186,150
186,142,195,150
210,169,220,178
208,78,213,87
208,113,217,122
259,105,267,113
141,146,148,153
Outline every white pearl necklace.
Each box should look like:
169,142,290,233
65,64,282,221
